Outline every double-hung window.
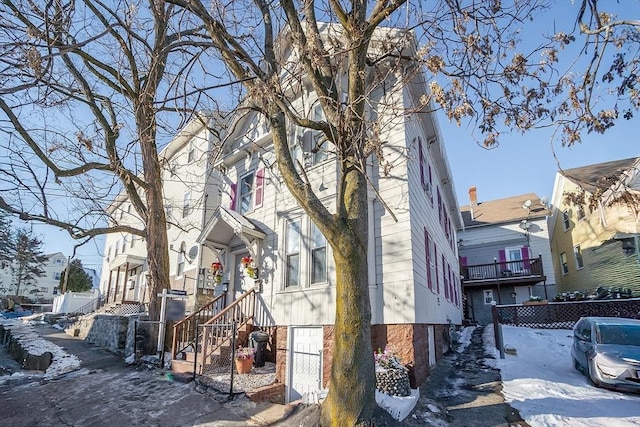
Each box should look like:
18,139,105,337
239,173,254,214
562,210,570,231
285,220,301,287
574,245,584,269
183,192,191,218
560,252,569,274
310,222,327,284
233,170,264,214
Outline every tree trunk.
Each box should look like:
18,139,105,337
138,103,170,321
321,166,376,425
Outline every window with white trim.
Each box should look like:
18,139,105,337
574,245,584,269
177,250,185,277
562,210,570,231
576,205,585,221
239,172,254,214
54,272,61,280
187,142,195,163
310,222,327,284
483,289,494,305
285,220,301,287
560,252,569,274
183,192,191,218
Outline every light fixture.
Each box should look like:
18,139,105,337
510,291,517,299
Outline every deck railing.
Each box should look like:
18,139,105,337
171,293,226,359
462,256,544,282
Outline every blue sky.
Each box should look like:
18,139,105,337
37,0,640,271
439,111,639,208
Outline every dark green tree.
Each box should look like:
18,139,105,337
59,259,92,293
10,229,47,297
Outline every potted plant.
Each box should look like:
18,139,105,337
240,256,259,279
374,346,411,397
235,346,256,374
211,262,223,285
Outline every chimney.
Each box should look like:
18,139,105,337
469,186,477,220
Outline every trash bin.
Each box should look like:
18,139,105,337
249,330,270,368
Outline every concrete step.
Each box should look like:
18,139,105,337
171,359,198,374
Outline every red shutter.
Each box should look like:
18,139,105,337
498,249,506,271
229,182,237,211
418,138,425,189
443,255,449,299
254,168,264,209
434,246,439,294
424,228,432,290
428,165,433,203
521,246,530,269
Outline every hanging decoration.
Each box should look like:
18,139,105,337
211,262,223,284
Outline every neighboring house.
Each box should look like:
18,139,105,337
0,251,66,302
41,252,68,301
99,26,464,400
99,112,222,309
458,188,555,325
549,157,640,297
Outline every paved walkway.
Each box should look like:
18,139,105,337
0,324,292,426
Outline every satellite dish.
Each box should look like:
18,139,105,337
188,246,199,262
522,200,532,209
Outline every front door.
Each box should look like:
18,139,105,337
230,252,250,302
288,327,323,403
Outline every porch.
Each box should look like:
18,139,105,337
461,255,546,287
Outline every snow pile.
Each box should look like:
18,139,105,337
485,325,640,427
0,319,81,379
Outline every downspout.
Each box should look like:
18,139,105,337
367,159,378,323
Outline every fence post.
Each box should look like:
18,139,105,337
492,303,500,350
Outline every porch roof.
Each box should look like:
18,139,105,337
108,254,146,271
197,206,266,248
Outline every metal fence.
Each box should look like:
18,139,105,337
493,297,640,330
197,322,237,395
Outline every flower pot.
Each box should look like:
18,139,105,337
235,357,253,374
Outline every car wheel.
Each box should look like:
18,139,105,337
573,357,582,373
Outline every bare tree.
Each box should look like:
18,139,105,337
166,0,637,424
0,0,222,319
0,0,635,423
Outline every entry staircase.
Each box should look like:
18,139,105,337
171,289,256,375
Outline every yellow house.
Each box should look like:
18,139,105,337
549,157,640,297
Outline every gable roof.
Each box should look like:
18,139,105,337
460,193,550,228
560,157,639,194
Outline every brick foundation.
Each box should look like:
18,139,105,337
273,323,448,391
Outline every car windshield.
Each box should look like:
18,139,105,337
596,324,640,346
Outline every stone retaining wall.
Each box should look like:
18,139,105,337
65,314,129,354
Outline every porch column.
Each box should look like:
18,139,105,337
113,266,121,305
122,262,131,304
106,270,114,304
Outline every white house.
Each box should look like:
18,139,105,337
0,251,67,302
98,26,463,401
98,112,222,309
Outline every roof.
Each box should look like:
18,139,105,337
460,193,550,228
561,157,639,194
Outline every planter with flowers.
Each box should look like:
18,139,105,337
240,256,259,279
235,346,256,374
211,262,223,285
374,346,411,397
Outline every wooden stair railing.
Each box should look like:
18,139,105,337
172,293,226,360
199,289,256,372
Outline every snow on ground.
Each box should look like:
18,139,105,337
485,325,640,427
0,317,80,380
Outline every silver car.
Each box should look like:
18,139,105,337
571,316,640,393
